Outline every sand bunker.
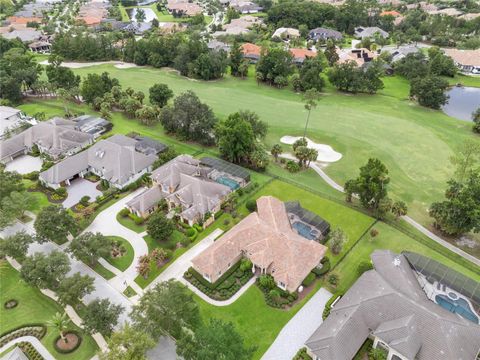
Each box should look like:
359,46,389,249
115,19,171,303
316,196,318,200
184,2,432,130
280,136,342,163
39,60,139,69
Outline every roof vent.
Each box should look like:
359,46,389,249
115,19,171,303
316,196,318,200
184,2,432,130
393,256,401,267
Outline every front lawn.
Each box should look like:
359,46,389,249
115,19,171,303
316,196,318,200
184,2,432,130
0,265,98,360
116,211,146,233
105,236,134,272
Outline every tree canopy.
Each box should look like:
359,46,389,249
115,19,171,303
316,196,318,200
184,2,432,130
34,205,77,244
83,298,124,336
21,251,71,290
100,324,155,360
68,232,113,266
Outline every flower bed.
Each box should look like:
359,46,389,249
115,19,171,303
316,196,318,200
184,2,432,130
4,299,18,309
0,324,47,348
256,277,299,309
19,341,44,360
184,261,253,300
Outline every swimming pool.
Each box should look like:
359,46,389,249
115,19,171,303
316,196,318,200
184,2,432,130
292,222,316,240
435,294,479,324
216,176,240,190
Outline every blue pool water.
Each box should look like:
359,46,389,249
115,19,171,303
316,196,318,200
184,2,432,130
435,294,479,324
292,222,316,240
216,176,240,190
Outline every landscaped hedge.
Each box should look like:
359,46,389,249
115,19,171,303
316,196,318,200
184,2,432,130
302,272,316,287
19,341,44,360
312,257,331,276
128,212,144,225
322,292,344,320
184,261,253,300
53,330,82,354
0,324,47,348
256,278,298,309
293,347,313,360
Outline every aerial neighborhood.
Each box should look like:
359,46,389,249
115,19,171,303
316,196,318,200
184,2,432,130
0,0,479,359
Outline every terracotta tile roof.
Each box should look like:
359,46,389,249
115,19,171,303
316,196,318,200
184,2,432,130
241,42,261,57
192,196,327,292
443,48,480,67
380,10,400,17
7,16,41,24
167,2,202,16
290,48,316,60
77,16,103,25
337,47,377,66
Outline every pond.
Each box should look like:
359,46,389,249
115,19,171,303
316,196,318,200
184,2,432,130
442,86,480,121
126,7,158,23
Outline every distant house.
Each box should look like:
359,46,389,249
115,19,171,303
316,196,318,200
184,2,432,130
126,155,236,223
381,44,421,62
28,40,51,53
305,250,480,360
337,47,377,66
354,26,389,39
167,2,203,17
72,115,112,138
207,40,231,52
241,42,261,62
380,10,400,17
229,0,262,14
133,135,168,155
428,7,463,16
122,22,153,35
39,134,156,189
443,48,480,74
308,27,343,42
290,48,316,65
1,29,42,42
272,27,300,41
0,118,94,164
213,15,263,37
192,196,328,292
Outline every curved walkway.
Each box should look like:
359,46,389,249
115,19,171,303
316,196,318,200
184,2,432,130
0,336,56,360
309,163,480,267
84,188,149,293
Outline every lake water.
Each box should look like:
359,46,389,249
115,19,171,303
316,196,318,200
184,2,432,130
127,7,158,23
442,86,480,121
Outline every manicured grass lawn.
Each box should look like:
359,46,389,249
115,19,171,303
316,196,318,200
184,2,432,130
332,221,480,294
0,264,98,360
105,236,134,272
116,212,145,233
91,262,116,280
123,286,137,297
56,64,478,231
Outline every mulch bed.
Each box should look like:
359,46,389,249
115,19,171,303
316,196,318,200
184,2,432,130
27,187,64,204
4,299,18,309
55,333,79,351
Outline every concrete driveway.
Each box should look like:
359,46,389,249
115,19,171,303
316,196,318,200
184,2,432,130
5,155,42,174
63,178,103,209
261,288,332,360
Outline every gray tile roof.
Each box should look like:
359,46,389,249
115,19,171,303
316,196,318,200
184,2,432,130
40,134,156,186
308,27,343,41
305,250,480,360
354,26,389,39
126,186,164,213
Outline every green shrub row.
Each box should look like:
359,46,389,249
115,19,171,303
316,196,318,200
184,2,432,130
23,171,39,181
186,259,243,291
185,269,252,300
128,212,144,225
322,292,344,320
302,272,316,287
312,257,331,276
19,341,44,360
0,325,47,348
256,278,299,309
293,347,313,360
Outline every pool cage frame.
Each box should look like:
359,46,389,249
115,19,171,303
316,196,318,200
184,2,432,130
200,157,251,182
402,251,480,309
284,201,331,241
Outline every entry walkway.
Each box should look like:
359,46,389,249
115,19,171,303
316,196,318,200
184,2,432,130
261,288,332,360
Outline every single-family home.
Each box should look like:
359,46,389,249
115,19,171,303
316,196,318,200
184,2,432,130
122,22,153,35
337,47,377,66
241,42,262,62
354,26,389,39
1,28,42,42
213,15,262,37
126,155,235,224
305,250,480,360
192,196,328,292
207,40,231,52
307,27,343,42
272,27,300,41
28,40,51,53
229,0,262,14
133,135,168,156
442,48,480,74
167,2,203,17
380,44,422,62
380,10,400,17
428,8,463,17
39,134,157,189
0,118,94,164
290,48,316,65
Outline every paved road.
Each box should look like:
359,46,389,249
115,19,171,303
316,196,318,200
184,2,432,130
309,163,480,267
0,336,56,360
261,288,332,360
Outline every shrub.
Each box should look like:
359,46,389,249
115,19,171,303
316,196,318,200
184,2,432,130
214,209,224,219
194,224,203,232
55,187,67,197
357,260,373,275
185,228,196,237
312,257,331,276
79,196,90,206
328,273,339,287
370,228,379,237
223,218,230,226
180,236,191,247
119,208,130,217
245,199,257,212
293,347,313,360
23,171,39,181
322,292,343,320
286,160,300,173
302,272,316,287
239,258,252,272
258,274,276,290
128,213,144,225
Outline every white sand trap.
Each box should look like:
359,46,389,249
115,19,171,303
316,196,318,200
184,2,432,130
39,60,139,69
280,136,342,163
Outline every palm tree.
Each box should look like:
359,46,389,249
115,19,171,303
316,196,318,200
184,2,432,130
302,89,321,138
392,201,408,220
270,144,282,162
294,146,310,168
47,312,70,343
306,148,318,167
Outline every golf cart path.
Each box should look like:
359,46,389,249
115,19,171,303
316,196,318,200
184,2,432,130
309,163,480,267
